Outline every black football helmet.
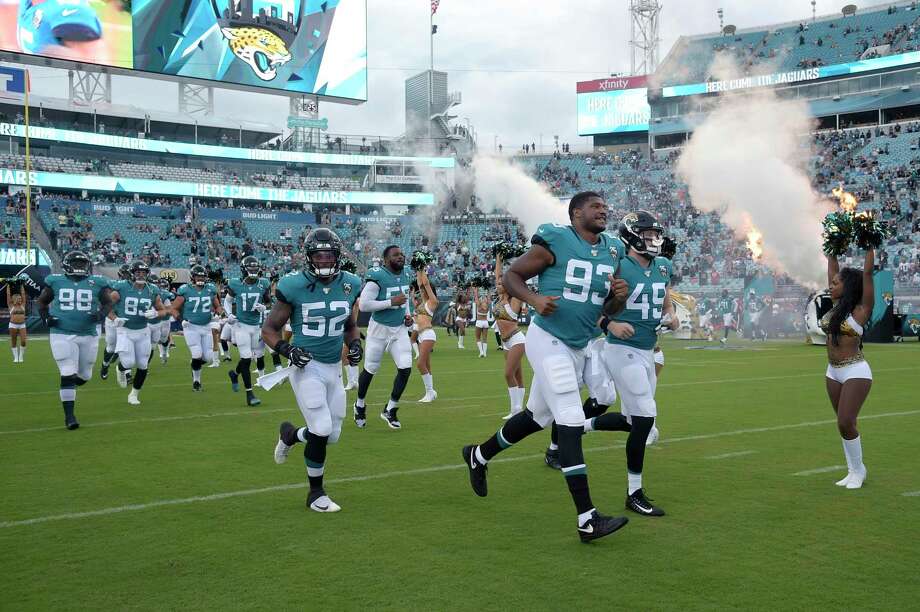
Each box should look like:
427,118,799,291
304,228,342,279
131,261,151,283
158,277,171,290
190,265,208,287
118,263,132,280
62,251,92,277
147,273,159,285
619,210,665,259
240,256,261,280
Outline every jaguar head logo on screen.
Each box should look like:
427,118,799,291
214,0,300,81
220,26,292,81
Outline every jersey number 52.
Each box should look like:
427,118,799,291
301,301,350,337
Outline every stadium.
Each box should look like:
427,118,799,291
1,0,919,609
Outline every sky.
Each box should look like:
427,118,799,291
22,0,865,152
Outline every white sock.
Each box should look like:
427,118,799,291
515,387,525,410
481,343,487,356
386,399,398,411
159,344,166,357
355,397,365,408
548,442,558,451
422,373,433,392
129,388,139,398
192,369,201,383
577,508,597,527
347,365,358,384
507,387,516,411
11,347,16,361
19,346,24,360
584,418,595,433
843,436,865,473
474,446,488,465
458,337,464,348
628,471,643,495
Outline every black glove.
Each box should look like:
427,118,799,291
403,314,414,328
44,315,60,328
275,340,311,368
347,339,363,366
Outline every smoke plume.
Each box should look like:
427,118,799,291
676,71,833,287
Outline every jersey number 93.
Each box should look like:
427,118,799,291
563,260,616,305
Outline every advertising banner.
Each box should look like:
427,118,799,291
576,76,650,135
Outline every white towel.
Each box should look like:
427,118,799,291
257,365,297,390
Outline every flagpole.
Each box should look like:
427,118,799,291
23,69,31,254
428,7,433,142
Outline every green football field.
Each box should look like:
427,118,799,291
2,331,919,610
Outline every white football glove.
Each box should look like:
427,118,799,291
114,317,128,328
655,313,674,334
143,308,158,320
226,314,238,326
181,320,190,329
253,302,267,314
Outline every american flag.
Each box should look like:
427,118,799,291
431,0,440,15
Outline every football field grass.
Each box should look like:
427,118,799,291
2,331,919,610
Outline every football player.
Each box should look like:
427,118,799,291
110,261,167,405
100,263,131,380
38,251,115,429
460,191,631,543
267,229,363,513
171,265,224,391
156,278,176,364
226,256,271,406
717,289,734,345
354,245,414,430
590,211,678,517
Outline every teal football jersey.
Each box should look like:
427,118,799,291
112,280,160,330
227,277,271,326
365,265,412,327
157,290,176,322
717,297,734,315
277,270,361,364
45,274,110,336
607,255,673,351
531,224,625,349
177,283,219,326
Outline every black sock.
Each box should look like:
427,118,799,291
102,350,114,366
626,416,654,474
191,358,204,371
592,412,632,432
117,362,128,373
149,348,155,362
494,331,502,347
583,397,608,419
304,431,329,492
479,409,543,461
557,424,594,514
357,368,374,401
271,352,282,367
132,368,148,390
256,356,265,371
550,422,558,447
219,340,228,352
390,367,411,403
60,375,77,419
236,358,253,390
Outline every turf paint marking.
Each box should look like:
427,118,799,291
900,491,920,497
793,465,847,476
3,409,919,529
705,450,758,460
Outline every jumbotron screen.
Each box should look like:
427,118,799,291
0,0,367,101
577,76,650,135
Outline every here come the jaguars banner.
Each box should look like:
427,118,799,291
0,168,435,207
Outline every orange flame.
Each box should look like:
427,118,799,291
746,228,763,261
831,187,858,213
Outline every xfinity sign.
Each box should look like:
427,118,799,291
577,75,651,135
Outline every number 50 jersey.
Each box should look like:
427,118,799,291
530,224,626,350
276,270,362,364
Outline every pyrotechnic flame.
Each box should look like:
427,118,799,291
831,187,858,213
746,228,763,261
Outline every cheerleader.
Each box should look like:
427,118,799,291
7,282,27,363
822,248,874,489
413,269,439,402
455,290,470,349
493,252,526,419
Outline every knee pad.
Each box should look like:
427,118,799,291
394,348,413,370
189,347,203,360
621,363,652,397
306,411,333,438
542,355,578,394
328,419,343,444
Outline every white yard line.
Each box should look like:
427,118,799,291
705,450,758,460
901,491,920,497
2,409,918,529
793,465,847,476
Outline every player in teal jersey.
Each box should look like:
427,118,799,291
225,256,272,406
37,251,116,430
155,277,176,364
100,263,131,380
717,289,735,344
110,261,167,405
170,265,224,391
265,229,363,513
461,191,632,543
587,211,678,517
355,245,414,430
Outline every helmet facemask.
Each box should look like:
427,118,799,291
308,248,340,279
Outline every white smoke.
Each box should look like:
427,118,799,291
676,77,834,287
471,155,568,236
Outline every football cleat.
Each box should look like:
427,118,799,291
274,421,296,464
835,472,851,487
380,408,401,430
116,367,127,389
246,391,261,407
626,488,665,517
208,359,221,368
544,447,562,470
353,403,366,428
845,468,867,490
192,380,202,392
127,390,140,406
646,425,660,447
578,511,629,543
417,390,437,403
100,363,109,380
125,370,133,386
223,354,233,362
17,0,102,55
344,380,357,391
461,445,488,497
65,414,79,430
228,370,239,392
307,492,341,513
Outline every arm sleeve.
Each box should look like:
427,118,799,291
358,281,392,312
223,295,233,313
